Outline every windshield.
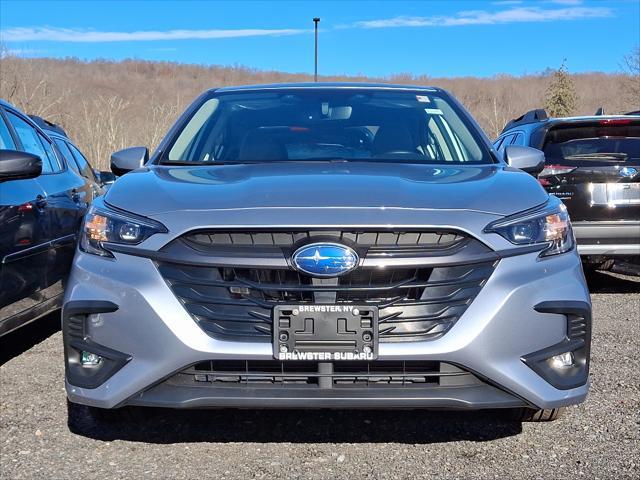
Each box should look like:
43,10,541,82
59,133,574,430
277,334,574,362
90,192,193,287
162,89,493,165
543,122,640,166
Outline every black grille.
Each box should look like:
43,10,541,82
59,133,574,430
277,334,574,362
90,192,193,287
568,312,589,342
186,230,465,254
222,266,429,303
65,313,85,342
167,360,479,389
157,228,497,343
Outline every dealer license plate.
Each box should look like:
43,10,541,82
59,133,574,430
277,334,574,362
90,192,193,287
273,305,379,361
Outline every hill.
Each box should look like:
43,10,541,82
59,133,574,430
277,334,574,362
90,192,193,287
0,56,636,169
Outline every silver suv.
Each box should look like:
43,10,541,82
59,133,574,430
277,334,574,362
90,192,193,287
64,84,591,422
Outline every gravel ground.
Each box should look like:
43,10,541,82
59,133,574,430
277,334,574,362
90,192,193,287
1,271,638,480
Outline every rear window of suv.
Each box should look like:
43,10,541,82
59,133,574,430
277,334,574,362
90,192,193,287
542,121,640,166
162,89,494,165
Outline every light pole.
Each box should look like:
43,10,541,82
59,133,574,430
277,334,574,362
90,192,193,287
313,17,320,82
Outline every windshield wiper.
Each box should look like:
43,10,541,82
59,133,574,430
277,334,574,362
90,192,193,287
159,159,353,166
158,161,262,166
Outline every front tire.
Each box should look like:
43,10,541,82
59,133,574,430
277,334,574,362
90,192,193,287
510,407,564,422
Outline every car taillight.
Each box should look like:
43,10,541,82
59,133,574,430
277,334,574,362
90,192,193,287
17,203,33,213
598,119,633,125
539,165,578,177
538,178,551,187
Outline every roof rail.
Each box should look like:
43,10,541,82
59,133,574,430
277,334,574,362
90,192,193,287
28,115,68,137
594,107,605,116
501,108,548,134
624,110,640,116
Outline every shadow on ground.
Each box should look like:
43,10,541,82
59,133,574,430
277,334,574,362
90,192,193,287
0,310,61,365
585,270,640,294
67,404,523,444
8,267,636,445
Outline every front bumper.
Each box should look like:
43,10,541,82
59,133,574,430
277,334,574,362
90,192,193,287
64,245,591,410
124,381,526,410
574,221,640,256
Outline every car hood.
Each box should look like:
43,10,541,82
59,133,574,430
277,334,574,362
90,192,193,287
105,162,548,218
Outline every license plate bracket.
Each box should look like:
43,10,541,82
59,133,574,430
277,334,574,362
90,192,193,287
273,305,379,361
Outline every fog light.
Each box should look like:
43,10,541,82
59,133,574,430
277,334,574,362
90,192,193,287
81,351,103,366
550,351,574,369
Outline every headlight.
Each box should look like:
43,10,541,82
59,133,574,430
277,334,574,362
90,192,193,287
80,205,167,257
484,199,575,257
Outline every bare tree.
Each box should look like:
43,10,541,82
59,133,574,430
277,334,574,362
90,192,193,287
0,55,69,120
480,97,514,139
77,96,130,169
143,98,181,152
622,46,640,111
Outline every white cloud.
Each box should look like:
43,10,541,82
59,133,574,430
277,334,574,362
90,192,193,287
547,0,583,5
0,48,44,58
354,6,613,29
0,27,305,43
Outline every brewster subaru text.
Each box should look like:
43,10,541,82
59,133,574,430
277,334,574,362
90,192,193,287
64,84,591,422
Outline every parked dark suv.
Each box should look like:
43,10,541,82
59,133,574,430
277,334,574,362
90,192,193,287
29,115,115,191
496,109,640,274
0,100,99,336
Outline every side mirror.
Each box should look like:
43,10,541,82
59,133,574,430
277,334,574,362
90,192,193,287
0,150,42,182
93,168,116,186
504,145,545,176
111,146,148,177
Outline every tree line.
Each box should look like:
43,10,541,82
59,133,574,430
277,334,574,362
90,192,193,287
0,54,637,170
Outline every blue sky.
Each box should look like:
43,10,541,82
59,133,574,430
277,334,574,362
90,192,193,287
0,0,638,77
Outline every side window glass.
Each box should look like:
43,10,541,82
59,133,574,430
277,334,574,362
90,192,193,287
497,134,514,153
512,133,525,146
0,114,16,149
54,138,80,173
6,111,53,173
68,142,96,181
37,132,63,172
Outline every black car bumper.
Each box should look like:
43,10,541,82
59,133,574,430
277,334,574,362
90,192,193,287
122,360,529,410
126,383,528,410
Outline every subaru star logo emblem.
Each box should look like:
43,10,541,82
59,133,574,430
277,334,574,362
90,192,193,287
292,243,358,277
619,167,637,178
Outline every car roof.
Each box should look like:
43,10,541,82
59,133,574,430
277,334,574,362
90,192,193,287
0,99,70,139
548,114,640,122
28,115,68,137
505,115,640,131
213,82,443,93
0,99,50,134
501,108,640,135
